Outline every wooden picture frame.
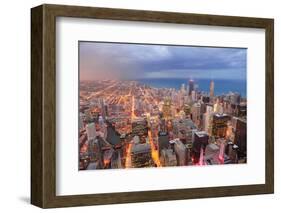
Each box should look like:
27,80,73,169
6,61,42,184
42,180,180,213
31,4,274,208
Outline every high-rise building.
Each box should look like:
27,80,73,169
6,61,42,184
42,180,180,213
88,138,103,168
160,148,177,167
223,101,232,114
132,118,148,136
229,92,241,105
210,80,215,98
194,131,209,151
192,131,209,164
203,113,209,132
217,103,224,114
183,103,191,118
237,103,247,117
204,143,220,165
159,118,167,133
103,148,114,169
111,150,122,169
98,115,104,126
104,105,109,117
173,138,189,166
225,142,239,163
200,102,206,114
87,138,95,160
191,90,196,102
212,114,230,138
202,96,210,104
180,83,186,94
131,143,153,168
79,112,84,130
230,144,239,163
188,79,194,96
234,118,247,157
198,147,206,166
218,140,225,164
172,118,196,143
105,124,121,146
133,135,140,144
203,105,213,134
158,131,170,156
191,103,201,127
100,99,106,119
84,108,92,121
86,123,96,140
162,98,172,120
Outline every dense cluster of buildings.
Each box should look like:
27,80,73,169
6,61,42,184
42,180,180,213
79,79,247,170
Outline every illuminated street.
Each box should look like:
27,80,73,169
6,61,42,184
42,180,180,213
78,42,247,170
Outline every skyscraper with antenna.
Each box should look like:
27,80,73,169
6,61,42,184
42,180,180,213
188,79,194,96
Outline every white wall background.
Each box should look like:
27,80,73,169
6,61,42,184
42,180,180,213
0,0,279,212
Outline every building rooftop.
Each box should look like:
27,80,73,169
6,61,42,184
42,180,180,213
86,122,95,128
195,131,208,138
207,143,220,151
106,126,121,145
172,138,185,149
169,138,181,144
214,113,228,118
131,143,151,155
175,118,196,129
233,144,239,149
238,117,247,123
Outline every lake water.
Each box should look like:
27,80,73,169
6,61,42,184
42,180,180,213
136,78,246,98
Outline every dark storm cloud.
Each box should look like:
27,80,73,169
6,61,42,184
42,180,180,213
80,42,246,80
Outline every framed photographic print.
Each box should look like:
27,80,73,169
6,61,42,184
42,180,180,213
31,4,274,208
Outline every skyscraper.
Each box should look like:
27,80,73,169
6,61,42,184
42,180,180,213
79,112,84,130
188,79,194,96
191,103,201,127
210,80,215,98
173,138,189,166
86,123,96,140
180,83,186,93
212,114,230,138
192,131,209,164
234,118,247,158
158,131,169,156
100,98,107,119
183,103,191,118
203,105,213,134
160,149,177,167
229,92,241,105
218,140,225,164
131,118,148,137
131,143,153,168
162,98,172,120
191,90,196,102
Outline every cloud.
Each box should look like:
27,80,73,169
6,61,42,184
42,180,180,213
79,42,247,80
79,42,140,80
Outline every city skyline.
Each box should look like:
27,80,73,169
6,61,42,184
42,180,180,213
80,42,247,81
79,42,247,170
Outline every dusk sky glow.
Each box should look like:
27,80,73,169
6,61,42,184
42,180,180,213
79,42,247,81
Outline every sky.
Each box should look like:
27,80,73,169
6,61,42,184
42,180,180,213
79,42,247,81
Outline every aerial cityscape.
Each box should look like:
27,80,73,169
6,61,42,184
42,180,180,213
79,42,247,170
